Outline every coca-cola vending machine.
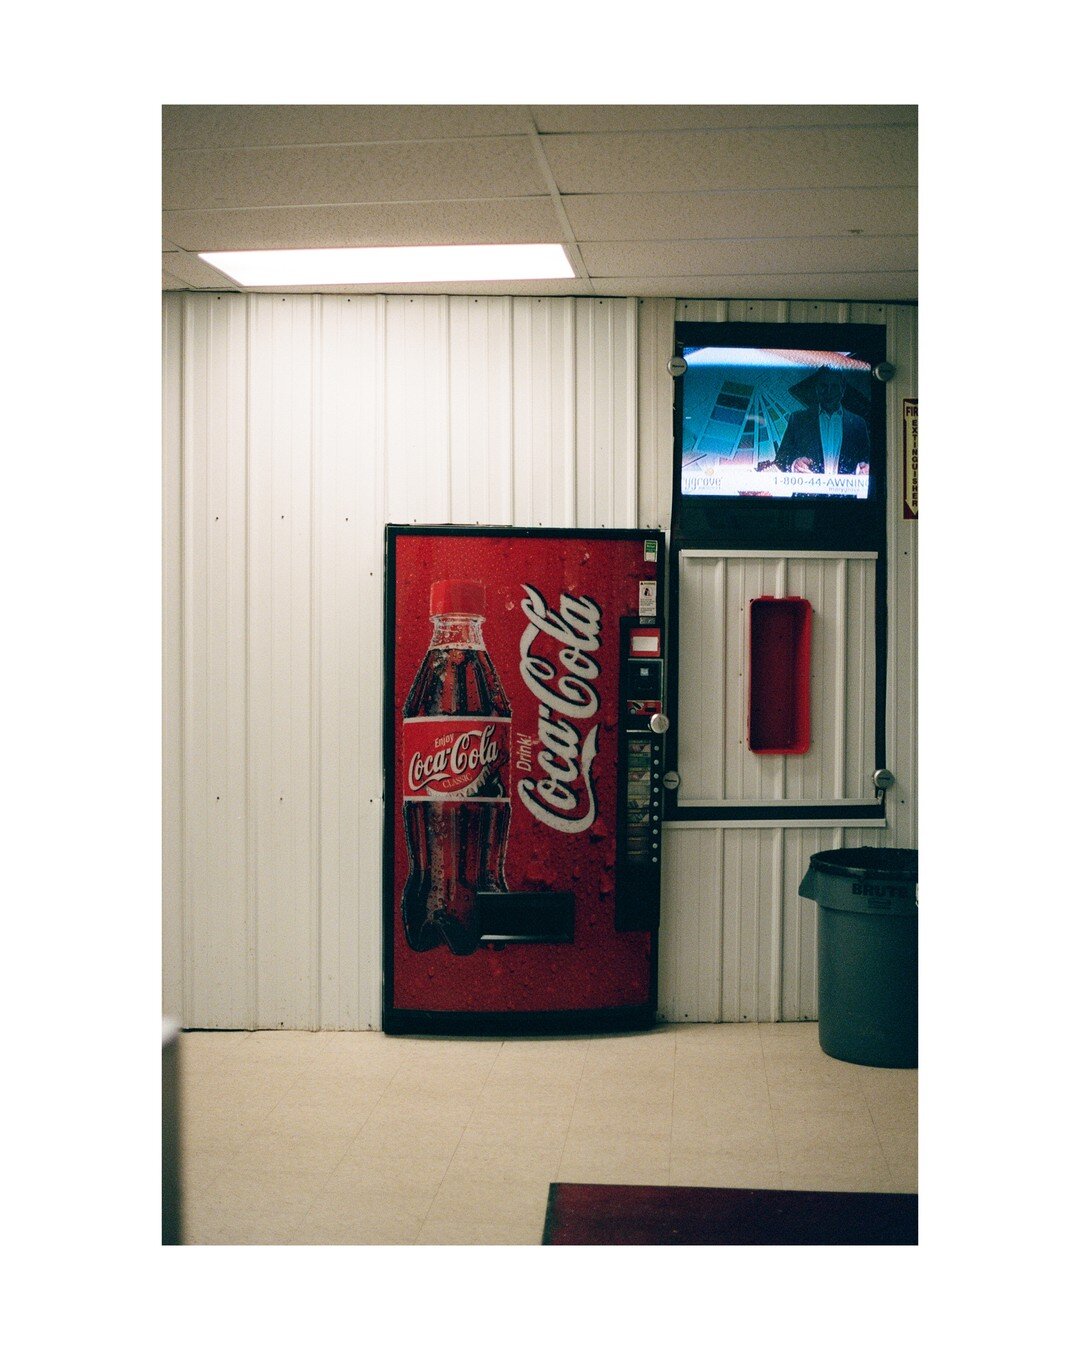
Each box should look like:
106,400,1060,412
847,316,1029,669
383,525,667,1034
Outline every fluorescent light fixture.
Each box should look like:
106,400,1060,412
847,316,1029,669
198,243,575,286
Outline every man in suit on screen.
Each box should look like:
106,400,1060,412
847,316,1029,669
774,367,871,476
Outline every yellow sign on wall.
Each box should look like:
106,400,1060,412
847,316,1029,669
903,399,918,520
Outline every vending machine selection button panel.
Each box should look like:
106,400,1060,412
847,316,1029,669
616,611,665,931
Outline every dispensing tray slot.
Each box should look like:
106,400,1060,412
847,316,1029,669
475,892,575,944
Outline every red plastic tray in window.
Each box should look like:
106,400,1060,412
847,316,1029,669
748,597,812,755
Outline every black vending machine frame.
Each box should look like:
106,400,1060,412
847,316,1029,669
666,319,889,825
382,524,666,1036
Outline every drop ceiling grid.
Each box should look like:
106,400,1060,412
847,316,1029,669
162,105,917,301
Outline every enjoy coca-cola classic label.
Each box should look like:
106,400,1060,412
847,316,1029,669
402,717,511,800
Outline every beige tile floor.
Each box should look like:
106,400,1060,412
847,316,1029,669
177,1022,917,1245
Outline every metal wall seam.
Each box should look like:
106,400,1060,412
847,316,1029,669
314,296,341,1027
316,296,378,1027
179,294,248,1027
511,298,574,527
699,826,724,1021
619,298,640,527
162,296,185,1024
243,295,258,1029
309,295,323,1032
253,295,318,1028
449,297,514,526
186,296,214,1024
635,298,674,532
720,829,741,1020
837,558,853,799
658,826,723,1022
178,295,200,1025
560,298,578,526
574,299,595,526
713,556,728,801
224,295,251,1028
767,828,784,1022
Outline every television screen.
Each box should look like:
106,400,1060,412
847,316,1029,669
681,347,874,500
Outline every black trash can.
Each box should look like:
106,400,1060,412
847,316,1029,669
799,847,918,1069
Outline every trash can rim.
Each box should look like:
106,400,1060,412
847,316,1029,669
807,847,918,883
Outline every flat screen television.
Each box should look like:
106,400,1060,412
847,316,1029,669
672,322,887,550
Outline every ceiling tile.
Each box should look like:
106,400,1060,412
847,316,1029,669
579,235,917,277
532,105,917,133
163,104,536,150
563,188,917,241
542,127,917,194
589,274,917,301
162,198,565,252
163,138,546,211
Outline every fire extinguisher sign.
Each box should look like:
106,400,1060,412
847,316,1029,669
903,398,918,520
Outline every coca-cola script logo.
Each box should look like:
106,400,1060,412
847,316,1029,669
403,719,510,799
517,585,602,833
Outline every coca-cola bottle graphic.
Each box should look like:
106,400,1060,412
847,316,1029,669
401,579,511,955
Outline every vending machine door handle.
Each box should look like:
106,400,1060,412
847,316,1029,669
649,712,670,735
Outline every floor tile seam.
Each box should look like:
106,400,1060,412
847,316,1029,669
244,1056,316,1131
288,1052,414,1240
183,1201,317,1245
664,1035,678,1186
200,1054,336,1202
856,1068,903,1190
757,1022,788,1185
413,1039,508,1243
552,1034,596,1191
181,1103,252,1198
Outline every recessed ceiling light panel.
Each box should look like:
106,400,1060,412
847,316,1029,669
198,244,575,286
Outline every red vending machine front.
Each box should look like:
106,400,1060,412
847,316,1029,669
383,526,666,1034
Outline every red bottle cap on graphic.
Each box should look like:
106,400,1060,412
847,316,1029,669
430,579,485,616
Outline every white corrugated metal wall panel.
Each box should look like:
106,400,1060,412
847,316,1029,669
675,552,876,805
181,294,251,1027
635,297,675,532
511,299,576,526
450,298,513,524
163,293,640,1029
657,826,723,1022
574,299,638,527
315,295,385,1029
162,300,184,1022
641,298,916,1022
247,295,318,1029
163,293,912,1028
